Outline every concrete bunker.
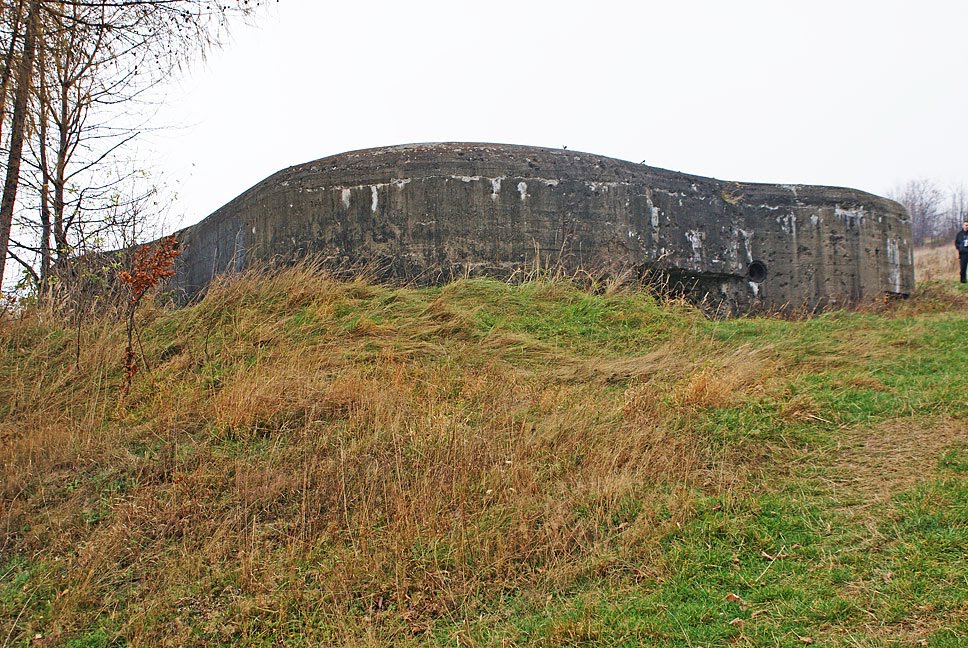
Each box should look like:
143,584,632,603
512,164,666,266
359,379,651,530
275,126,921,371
170,143,914,313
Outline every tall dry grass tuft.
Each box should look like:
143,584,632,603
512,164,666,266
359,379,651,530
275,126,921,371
914,243,959,283
0,262,786,644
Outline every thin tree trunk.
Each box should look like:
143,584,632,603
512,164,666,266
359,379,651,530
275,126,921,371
0,0,40,288
123,303,136,395
38,42,52,288
0,0,27,149
53,56,69,264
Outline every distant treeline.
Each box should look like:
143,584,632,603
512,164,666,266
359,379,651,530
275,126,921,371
889,179,967,247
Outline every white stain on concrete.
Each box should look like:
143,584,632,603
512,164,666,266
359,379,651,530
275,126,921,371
341,188,351,209
886,238,902,292
490,177,503,201
737,228,754,262
587,181,622,192
685,229,704,263
777,212,797,235
517,181,528,201
371,186,379,213
835,206,865,225
644,191,661,232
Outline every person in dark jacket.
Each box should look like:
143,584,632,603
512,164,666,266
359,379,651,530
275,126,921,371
957,221,968,283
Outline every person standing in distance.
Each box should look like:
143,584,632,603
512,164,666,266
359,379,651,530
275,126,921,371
957,221,968,283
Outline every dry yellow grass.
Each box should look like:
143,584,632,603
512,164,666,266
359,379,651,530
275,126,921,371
914,243,960,282
0,266,780,645
3,261,964,645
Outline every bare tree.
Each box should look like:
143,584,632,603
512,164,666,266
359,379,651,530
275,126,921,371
945,183,968,235
18,0,149,290
889,178,946,247
0,0,263,291
0,0,41,288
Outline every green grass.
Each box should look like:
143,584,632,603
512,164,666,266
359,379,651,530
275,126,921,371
437,446,967,646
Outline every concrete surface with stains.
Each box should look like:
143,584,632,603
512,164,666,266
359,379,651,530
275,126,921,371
171,143,914,313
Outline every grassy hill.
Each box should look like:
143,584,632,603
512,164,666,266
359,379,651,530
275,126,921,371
1,251,966,646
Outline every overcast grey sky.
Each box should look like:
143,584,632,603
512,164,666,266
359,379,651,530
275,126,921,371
148,0,968,231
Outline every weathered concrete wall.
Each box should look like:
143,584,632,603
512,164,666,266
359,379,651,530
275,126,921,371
172,143,914,313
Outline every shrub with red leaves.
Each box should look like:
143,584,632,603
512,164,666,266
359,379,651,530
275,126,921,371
117,234,181,304
117,235,180,395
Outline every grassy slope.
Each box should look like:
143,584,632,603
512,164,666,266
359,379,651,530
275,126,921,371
1,257,966,647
